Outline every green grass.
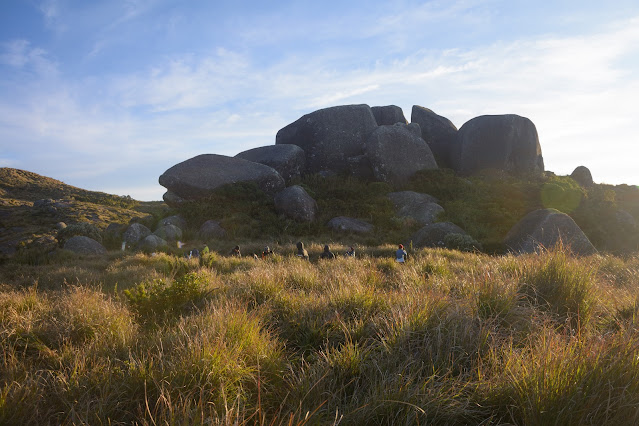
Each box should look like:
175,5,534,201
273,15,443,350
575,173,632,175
2,245,639,424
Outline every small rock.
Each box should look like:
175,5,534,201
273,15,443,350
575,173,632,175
123,223,152,245
154,224,183,241
327,216,373,233
274,185,318,222
570,166,594,187
409,222,468,248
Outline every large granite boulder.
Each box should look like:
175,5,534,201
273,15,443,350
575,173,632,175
274,185,318,222
159,154,285,200
123,223,151,245
570,166,593,187
163,191,186,208
409,222,469,248
452,114,544,176
365,123,438,185
199,220,227,240
372,105,407,125
138,235,168,252
504,208,596,255
327,216,373,234
275,104,378,174
154,224,183,242
387,191,444,226
411,106,458,168
160,215,187,230
235,144,306,183
63,236,107,255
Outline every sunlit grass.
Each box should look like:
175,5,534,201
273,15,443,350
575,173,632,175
2,245,639,424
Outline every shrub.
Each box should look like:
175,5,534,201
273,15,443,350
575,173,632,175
124,272,211,321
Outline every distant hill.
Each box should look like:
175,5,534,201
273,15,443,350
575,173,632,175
0,168,167,259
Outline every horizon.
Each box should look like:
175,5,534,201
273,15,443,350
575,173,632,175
2,1,639,201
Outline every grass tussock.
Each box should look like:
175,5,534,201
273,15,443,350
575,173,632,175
2,245,639,424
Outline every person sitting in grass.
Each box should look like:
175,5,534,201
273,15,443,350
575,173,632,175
344,246,356,257
395,244,408,263
201,245,210,255
296,241,309,260
262,246,274,258
320,244,336,259
229,245,241,257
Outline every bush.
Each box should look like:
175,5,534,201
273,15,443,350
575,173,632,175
124,272,211,322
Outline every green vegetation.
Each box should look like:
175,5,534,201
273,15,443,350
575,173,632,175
2,245,639,424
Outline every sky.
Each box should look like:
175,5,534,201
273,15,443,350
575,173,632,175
1,0,639,201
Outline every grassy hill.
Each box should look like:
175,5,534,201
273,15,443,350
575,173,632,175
0,168,168,260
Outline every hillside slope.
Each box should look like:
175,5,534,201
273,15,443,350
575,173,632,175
0,168,167,258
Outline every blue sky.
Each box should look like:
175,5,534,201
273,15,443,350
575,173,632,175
1,0,639,200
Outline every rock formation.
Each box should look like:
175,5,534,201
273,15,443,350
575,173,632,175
504,208,596,255
123,223,151,245
371,105,407,125
274,185,318,222
275,104,378,174
365,123,438,185
571,166,593,187
410,106,458,168
235,144,306,183
159,154,285,201
452,114,544,176
154,224,183,242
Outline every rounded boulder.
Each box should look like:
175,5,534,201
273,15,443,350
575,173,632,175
276,104,378,174
452,114,544,176
159,154,285,200
387,191,444,226
365,123,438,185
274,185,318,222
235,144,306,183
199,220,227,240
372,105,407,125
411,105,458,168
570,166,594,187
504,208,596,255
63,236,107,255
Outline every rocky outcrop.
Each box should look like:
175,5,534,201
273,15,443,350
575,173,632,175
327,216,373,233
63,236,107,255
387,191,444,225
138,235,168,252
199,220,227,240
235,144,306,183
504,208,596,255
154,224,183,242
571,166,593,187
411,106,458,168
275,104,378,174
123,223,151,245
409,222,468,248
365,123,438,185
452,114,544,176
160,215,187,230
372,105,407,125
159,154,285,200
163,191,186,208
274,185,318,222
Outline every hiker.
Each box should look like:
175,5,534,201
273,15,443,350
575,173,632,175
201,245,210,255
320,244,336,260
296,241,309,260
229,245,241,257
262,246,274,258
395,244,408,263
344,246,356,257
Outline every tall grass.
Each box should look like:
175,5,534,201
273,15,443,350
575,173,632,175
1,245,639,424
